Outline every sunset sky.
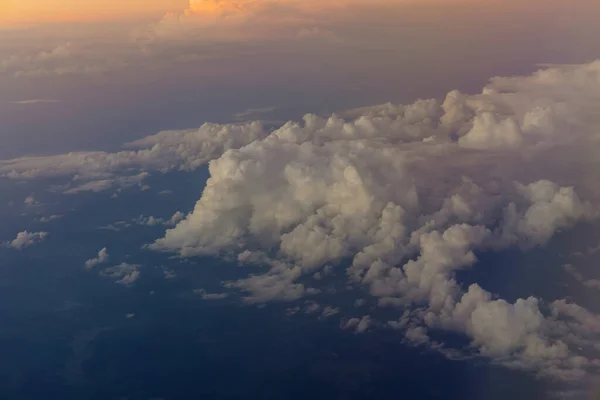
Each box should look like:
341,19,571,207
2,1,600,400
0,0,188,25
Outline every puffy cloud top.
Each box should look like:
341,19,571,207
4,231,48,250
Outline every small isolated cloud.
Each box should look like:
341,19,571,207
85,248,109,270
162,267,177,279
101,263,141,286
354,299,367,308
321,306,340,318
193,288,229,300
39,214,63,223
341,316,373,333
125,313,135,319
23,195,39,207
4,230,48,250
9,99,60,105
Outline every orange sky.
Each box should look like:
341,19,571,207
1,0,471,27
0,0,557,28
0,0,189,26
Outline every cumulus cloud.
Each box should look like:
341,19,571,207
142,0,362,43
140,61,600,381
101,263,141,286
2,53,600,384
85,248,109,270
4,231,48,250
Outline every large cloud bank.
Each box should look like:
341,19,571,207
144,61,600,381
2,60,600,384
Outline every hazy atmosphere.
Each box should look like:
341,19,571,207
2,1,600,399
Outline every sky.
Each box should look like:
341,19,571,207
0,0,188,25
2,1,600,399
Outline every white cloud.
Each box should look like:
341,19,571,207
142,61,600,380
3,55,600,383
4,231,48,250
85,248,109,270
101,263,141,286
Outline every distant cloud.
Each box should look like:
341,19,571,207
39,214,63,223
321,306,340,318
85,248,109,270
134,211,185,227
101,263,141,286
162,267,177,279
9,99,60,105
341,316,373,333
564,264,600,291
193,288,229,300
23,195,39,207
4,230,48,250
233,106,276,120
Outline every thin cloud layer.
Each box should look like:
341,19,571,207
0,122,267,193
9,99,61,105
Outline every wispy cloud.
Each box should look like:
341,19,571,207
233,106,276,120
9,99,61,105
